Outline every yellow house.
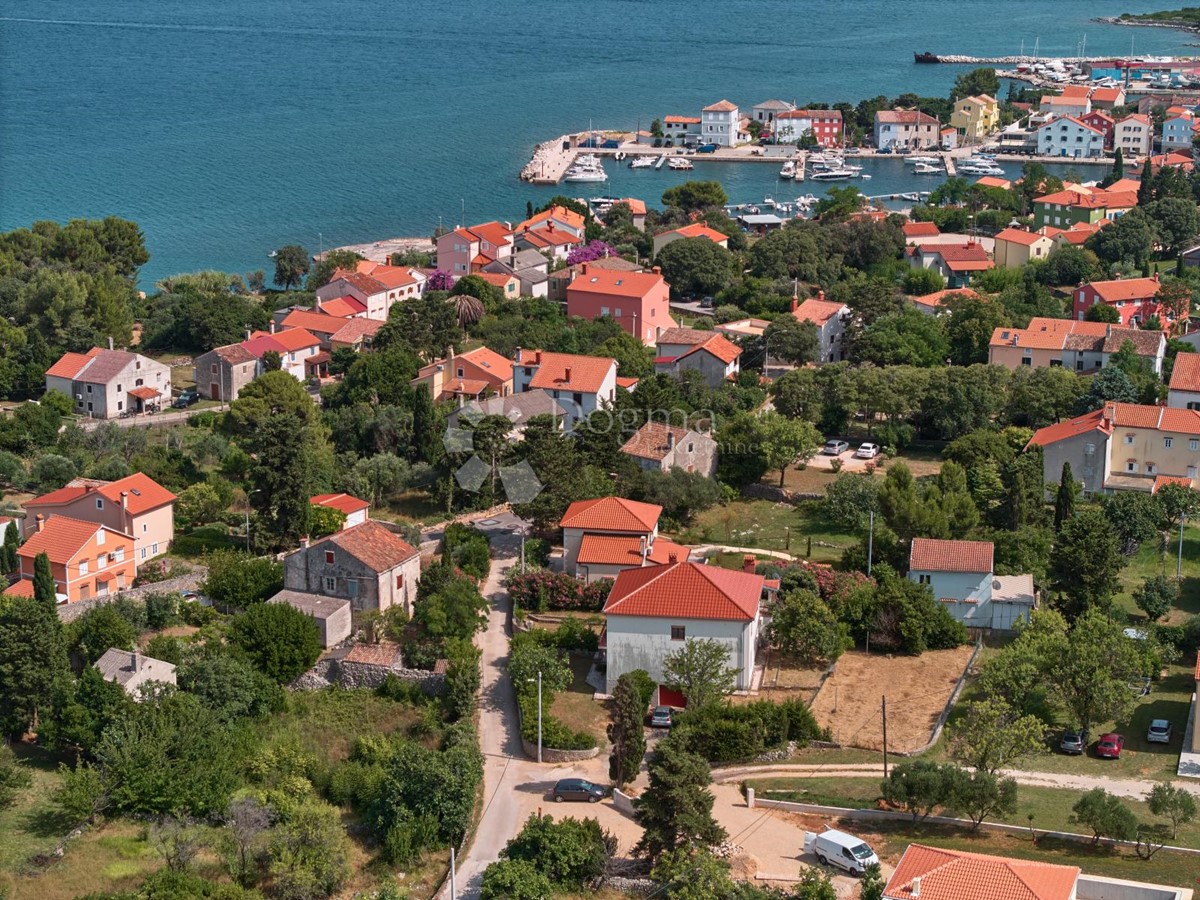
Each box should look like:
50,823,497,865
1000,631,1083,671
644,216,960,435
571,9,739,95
950,94,999,145
993,227,1055,269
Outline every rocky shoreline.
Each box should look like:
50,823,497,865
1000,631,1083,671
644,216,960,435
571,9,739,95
1094,14,1200,34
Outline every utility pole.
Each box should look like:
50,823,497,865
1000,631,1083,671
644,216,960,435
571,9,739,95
537,670,543,763
1179,516,1187,579
521,536,526,574
881,696,889,778
449,846,457,899
867,510,875,576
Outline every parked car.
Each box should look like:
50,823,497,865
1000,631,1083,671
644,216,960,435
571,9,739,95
1095,733,1125,759
552,778,606,803
1147,719,1173,744
854,443,880,459
648,706,673,728
877,147,893,154
172,389,199,409
821,439,850,456
1059,729,1088,755
805,829,879,875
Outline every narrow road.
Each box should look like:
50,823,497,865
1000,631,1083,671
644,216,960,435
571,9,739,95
713,763,1200,802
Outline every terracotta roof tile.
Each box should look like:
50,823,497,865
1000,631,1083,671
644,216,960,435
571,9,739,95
281,309,343,334
996,228,1052,247
793,298,848,326
318,296,368,317
311,521,417,572
975,176,1013,190
517,205,585,233
910,538,993,573
577,534,692,566
561,496,661,532
212,343,258,365
249,328,321,352
17,515,119,565
73,349,138,384
330,317,384,344
903,221,941,237
604,561,763,621
658,327,716,346
519,350,616,394
1154,474,1194,494
343,640,403,666
568,268,666,299
680,333,742,365
1170,353,1200,393
877,109,938,124
27,473,175,517
620,422,701,461
884,843,1078,900
659,223,728,243
911,288,979,309
1087,276,1161,304
703,100,738,113
45,351,97,380
311,493,369,516
664,115,701,124
1026,409,1108,448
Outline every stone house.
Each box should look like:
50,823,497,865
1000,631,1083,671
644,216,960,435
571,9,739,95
268,590,353,648
283,521,421,615
45,345,172,418
620,421,718,477
94,649,177,696
193,343,259,403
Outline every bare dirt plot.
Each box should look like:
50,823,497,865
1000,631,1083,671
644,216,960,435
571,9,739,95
809,646,975,752
751,653,828,706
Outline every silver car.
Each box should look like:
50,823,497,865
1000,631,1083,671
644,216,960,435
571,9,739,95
822,440,849,456
1147,719,1173,744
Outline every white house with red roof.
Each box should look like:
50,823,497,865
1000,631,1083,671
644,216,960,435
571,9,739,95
701,100,740,147
908,538,1034,631
773,109,843,147
559,496,662,577
315,261,426,321
45,346,173,419
24,473,176,564
663,115,701,144
654,327,742,387
1115,113,1153,158
651,222,730,256
244,327,324,381
1162,111,1196,152
435,221,514,276
513,349,617,428
311,493,369,530
1072,274,1165,326
911,240,994,288
566,264,673,346
1037,116,1105,158
908,288,979,317
1168,353,1200,410
873,110,939,151
602,560,765,699
791,293,851,363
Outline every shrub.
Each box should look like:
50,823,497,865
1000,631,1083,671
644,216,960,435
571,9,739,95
500,813,612,889
227,603,321,684
201,551,283,611
442,523,491,580
481,858,553,900
553,618,600,653
523,537,551,567
670,698,828,763
627,669,657,710
506,569,611,612
144,592,181,631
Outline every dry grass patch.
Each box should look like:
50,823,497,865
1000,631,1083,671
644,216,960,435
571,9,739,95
809,646,975,752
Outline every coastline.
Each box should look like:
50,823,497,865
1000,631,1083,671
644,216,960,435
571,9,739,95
1094,15,1200,34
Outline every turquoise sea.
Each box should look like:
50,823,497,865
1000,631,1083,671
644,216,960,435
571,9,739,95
0,0,1193,286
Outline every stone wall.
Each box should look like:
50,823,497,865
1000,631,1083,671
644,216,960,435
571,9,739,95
56,568,206,623
291,657,445,694
740,484,822,504
519,734,600,763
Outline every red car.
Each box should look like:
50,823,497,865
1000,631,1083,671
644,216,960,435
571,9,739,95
1095,733,1125,759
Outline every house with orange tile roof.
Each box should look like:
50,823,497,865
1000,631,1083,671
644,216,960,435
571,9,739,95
314,261,426,321
602,559,765,698
1114,113,1153,158
566,263,672,346
45,345,173,419
701,100,740,147
514,219,584,260
882,844,1078,900
1039,92,1091,118
620,421,717,477
410,346,513,403
435,221,515,277
1072,273,1165,327
993,227,1055,268
873,109,939,151
24,473,176,564
1032,187,1138,230
1037,115,1105,158
547,255,643,303
475,271,519,299
662,114,701,144
317,295,368,318
911,240,993,288
949,94,998,145
1044,219,1107,249
908,538,1034,630
654,327,742,387
773,109,843,147
1168,352,1200,409
513,349,618,428
283,520,421,615
908,288,979,316
791,293,851,362
560,496,662,577
974,175,1013,191
989,319,1165,375
901,221,940,241
311,493,370,530
15,514,136,604
244,326,325,381
1028,401,1200,494
652,222,730,256
1089,85,1127,110
516,205,586,239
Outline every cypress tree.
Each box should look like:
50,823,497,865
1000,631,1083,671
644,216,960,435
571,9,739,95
32,552,57,608
411,383,437,464
1054,462,1078,533
1137,159,1154,206
1112,146,1124,181
608,673,647,786
0,522,16,574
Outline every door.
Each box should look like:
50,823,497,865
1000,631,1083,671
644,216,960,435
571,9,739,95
211,383,220,401
657,686,687,708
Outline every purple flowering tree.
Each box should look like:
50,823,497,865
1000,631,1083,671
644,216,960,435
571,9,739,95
566,240,616,267
426,269,455,291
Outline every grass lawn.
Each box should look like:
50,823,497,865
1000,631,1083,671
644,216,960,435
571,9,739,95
680,499,859,563
383,491,447,526
170,522,238,558
750,775,1200,884
549,653,610,749
0,744,74,877
1113,522,1200,625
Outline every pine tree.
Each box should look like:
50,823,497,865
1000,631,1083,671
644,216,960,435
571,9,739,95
1054,462,1078,533
607,674,647,786
33,552,56,608
0,594,70,735
633,740,726,859
1138,159,1154,206
0,522,16,574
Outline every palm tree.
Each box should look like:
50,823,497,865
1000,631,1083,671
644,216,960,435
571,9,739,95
449,293,485,328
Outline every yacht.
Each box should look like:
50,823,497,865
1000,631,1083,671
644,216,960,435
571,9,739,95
629,155,655,168
900,192,920,202
913,162,945,175
668,157,694,170
810,168,856,181
779,160,797,179
564,161,607,182
795,194,819,207
905,155,941,166
762,197,777,209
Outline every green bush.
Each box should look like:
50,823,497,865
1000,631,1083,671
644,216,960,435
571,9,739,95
553,618,600,652
442,523,491,580
670,698,829,764
480,858,553,900
627,669,657,710
523,537,551,567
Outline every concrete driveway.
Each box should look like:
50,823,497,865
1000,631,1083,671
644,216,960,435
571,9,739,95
807,448,880,473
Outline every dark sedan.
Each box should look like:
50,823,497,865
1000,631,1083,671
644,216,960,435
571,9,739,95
552,778,606,803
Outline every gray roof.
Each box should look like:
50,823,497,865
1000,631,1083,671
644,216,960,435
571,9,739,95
754,99,796,111
76,350,138,384
93,648,176,685
511,248,550,270
268,590,351,619
449,391,567,429
738,214,785,225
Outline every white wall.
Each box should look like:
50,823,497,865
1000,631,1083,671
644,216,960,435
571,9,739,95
604,614,756,694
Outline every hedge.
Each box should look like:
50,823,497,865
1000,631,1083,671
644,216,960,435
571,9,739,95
506,569,611,612
669,698,830,764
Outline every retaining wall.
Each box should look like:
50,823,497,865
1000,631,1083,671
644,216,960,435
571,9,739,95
291,657,445,694
56,569,206,623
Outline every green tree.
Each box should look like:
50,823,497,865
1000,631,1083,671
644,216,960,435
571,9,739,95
1058,608,1148,735
1133,574,1177,622
655,237,735,297
942,292,1011,365
33,551,57,606
767,590,850,666
272,245,310,290
267,799,351,899
1049,507,1125,620
860,864,886,900
758,412,821,487
177,482,225,528
649,846,737,900
1072,788,1139,844
880,760,956,822
1085,302,1121,323
951,67,1000,101
1147,781,1197,839
1145,197,1200,256
1,520,19,575
442,637,481,721
306,248,363,290
850,308,949,368
949,770,1018,830
1086,208,1154,271
200,551,283,611
412,577,488,642
43,664,134,753
227,603,321,683
661,181,728,212
763,315,819,366
662,638,738,709
633,739,726,858
946,697,1046,774
822,473,880,529
176,653,284,723
307,503,346,538
499,813,611,889
69,604,137,666
31,453,78,492
1053,461,1077,532
481,859,552,900
0,743,32,810
609,673,647,786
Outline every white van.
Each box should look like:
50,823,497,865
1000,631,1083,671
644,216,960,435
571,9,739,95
804,828,879,875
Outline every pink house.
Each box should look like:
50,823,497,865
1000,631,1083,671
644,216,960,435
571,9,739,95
435,221,514,276
566,264,673,345
1073,274,1166,327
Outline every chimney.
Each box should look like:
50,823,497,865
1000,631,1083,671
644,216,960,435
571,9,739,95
743,554,756,573
535,350,542,365
581,262,588,274
107,336,114,351
640,535,649,564
269,320,277,334
564,366,572,382
817,290,825,301
791,297,798,312
35,514,45,532
667,432,676,450
668,552,678,564
1154,271,1161,282
245,328,252,340
120,490,128,511
300,535,310,549
132,652,141,673
912,877,921,899
653,266,662,275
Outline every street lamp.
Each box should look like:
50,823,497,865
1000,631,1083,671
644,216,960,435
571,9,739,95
526,672,542,763
244,489,261,552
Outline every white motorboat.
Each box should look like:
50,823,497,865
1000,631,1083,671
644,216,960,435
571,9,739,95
859,173,872,180
810,168,856,181
762,197,777,208
919,191,932,200
900,192,920,202
629,156,655,168
564,168,608,182
668,157,694,170
795,194,819,206
906,155,941,165
780,161,797,179
913,162,945,175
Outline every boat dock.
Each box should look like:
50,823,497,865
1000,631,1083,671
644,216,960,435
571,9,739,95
943,153,956,176
521,135,579,184
654,154,666,170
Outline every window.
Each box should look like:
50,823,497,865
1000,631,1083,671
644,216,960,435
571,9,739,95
1147,463,1157,474
96,498,104,509
1125,434,1135,445
1191,439,1199,451
116,384,122,393
140,548,147,560
116,401,123,411
1189,466,1197,478
325,550,335,564
323,576,336,592
1165,437,1174,449
1126,461,1138,473
918,574,932,585
79,560,88,576
142,523,147,533
112,547,124,562
573,392,583,407
1020,357,1031,366
670,626,686,641
211,364,218,374
96,530,105,546
688,442,694,452
97,553,106,569
151,543,159,555
396,573,404,590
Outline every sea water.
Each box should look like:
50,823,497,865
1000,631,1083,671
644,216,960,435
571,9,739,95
0,0,1188,285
